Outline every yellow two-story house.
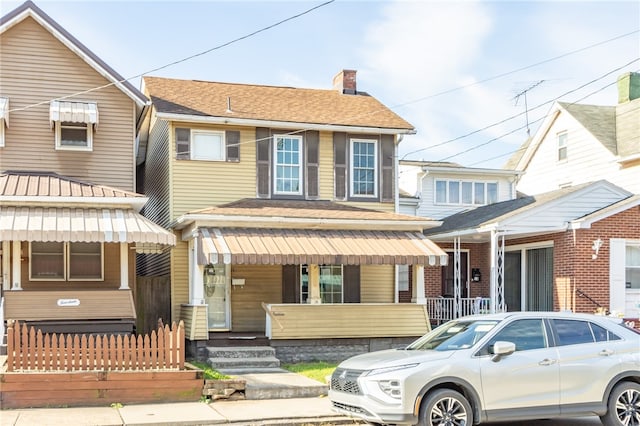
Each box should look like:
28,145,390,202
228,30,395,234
139,70,447,360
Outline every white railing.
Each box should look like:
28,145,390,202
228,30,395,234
425,297,491,325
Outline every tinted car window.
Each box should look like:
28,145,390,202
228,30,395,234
554,319,595,346
484,319,546,353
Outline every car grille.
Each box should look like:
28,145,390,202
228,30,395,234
331,368,364,394
332,401,373,417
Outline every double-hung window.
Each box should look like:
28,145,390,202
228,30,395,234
300,265,343,303
50,101,98,151
0,97,8,147
30,241,103,281
351,139,377,197
557,132,568,161
274,134,303,195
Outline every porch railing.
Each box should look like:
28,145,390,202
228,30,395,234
6,319,185,372
425,297,491,325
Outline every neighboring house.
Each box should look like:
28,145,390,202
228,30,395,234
508,72,640,195
423,180,640,323
0,1,175,335
398,161,521,307
138,71,448,360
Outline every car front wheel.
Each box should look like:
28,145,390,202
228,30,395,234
419,388,473,426
600,381,640,426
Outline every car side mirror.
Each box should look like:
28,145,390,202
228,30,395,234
491,341,516,362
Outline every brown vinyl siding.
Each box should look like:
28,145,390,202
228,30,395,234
230,265,282,332
0,17,136,192
172,125,256,217
360,265,394,302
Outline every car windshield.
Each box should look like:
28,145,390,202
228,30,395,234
406,319,500,351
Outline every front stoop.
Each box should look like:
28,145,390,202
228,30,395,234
206,346,328,400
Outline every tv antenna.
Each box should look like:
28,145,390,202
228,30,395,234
513,80,545,136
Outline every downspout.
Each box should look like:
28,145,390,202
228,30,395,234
394,135,402,303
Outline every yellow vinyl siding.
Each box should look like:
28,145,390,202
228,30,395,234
230,265,282,332
171,240,190,322
181,304,208,340
267,303,430,339
171,124,256,218
0,17,136,192
318,131,335,199
360,265,395,303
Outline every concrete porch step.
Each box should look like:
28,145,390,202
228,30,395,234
207,345,276,359
208,356,281,369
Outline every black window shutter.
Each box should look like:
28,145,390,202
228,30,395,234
381,134,395,202
175,128,190,160
343,265,361,303
282,265,300,303
333,132,347,200
306,130,319,199
226,130,240,162
256,127,271,198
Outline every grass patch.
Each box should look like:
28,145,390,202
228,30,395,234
187,360,230,380
282,361,337,383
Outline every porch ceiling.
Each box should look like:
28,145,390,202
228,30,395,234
197,227,447,266
0,206,175,246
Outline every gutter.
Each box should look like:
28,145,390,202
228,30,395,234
155,112,416,136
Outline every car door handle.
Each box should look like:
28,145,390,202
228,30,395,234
599,349,614,356
539,358,557,366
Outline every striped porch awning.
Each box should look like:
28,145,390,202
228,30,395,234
0,206,175,248
198,227,447,266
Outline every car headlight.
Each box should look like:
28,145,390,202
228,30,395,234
378,379,402,399
363,363,419,377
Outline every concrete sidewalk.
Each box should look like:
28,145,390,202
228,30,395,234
1,397,359,425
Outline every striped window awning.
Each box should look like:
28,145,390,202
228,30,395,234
0,206,175,249
198,227,448,266
50,100,98,127
0,97,8,127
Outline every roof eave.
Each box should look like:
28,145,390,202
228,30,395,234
155,112,416,135
173,213,440,232
0,196,147,211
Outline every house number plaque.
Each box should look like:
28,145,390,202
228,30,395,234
57,299,80,307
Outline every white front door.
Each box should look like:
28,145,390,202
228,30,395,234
611,239,640,318
204,264,230,329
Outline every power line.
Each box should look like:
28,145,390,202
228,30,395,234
7,0,336,113
401,58,640,162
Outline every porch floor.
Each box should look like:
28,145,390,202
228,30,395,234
207,332,269,347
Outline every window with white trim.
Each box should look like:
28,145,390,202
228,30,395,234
435,179,498,206
557,132,568,161
274,134,303,195
350,139,377,197
50,101,98,151
626,244,640,289
300,265,343,303
30,241,103,281
0,96,8,148
192,130,225,161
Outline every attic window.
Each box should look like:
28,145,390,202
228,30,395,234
0,97,8,147
50,101,98,151
557,132,567,162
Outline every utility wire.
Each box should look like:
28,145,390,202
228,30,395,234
401,58,640,161
7,0,335,113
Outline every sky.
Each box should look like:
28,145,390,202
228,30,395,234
2,0,639,169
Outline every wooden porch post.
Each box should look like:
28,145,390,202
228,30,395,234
119,243,129,290
412,265,426,305
308,264,321,304
11,241,21,290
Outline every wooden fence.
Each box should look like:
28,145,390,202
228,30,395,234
6,319,185,372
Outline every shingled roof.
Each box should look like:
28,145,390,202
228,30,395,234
143,76,415,132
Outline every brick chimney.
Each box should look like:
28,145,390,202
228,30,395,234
333,69,357,95
617,72,640,103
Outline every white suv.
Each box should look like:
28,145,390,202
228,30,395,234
329,311,640,426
